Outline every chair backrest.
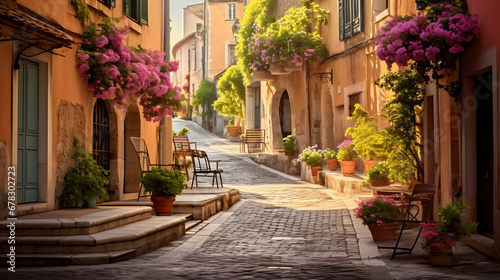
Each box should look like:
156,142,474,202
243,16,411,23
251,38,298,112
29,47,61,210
244,129,265,143
130,137,151,174
173,135,195,154
191,150,212,172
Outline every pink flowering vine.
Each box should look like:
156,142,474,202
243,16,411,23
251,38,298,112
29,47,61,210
76,18,181,122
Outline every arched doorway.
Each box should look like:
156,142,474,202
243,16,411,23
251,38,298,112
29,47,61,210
124,107,141,194
279,90,292,138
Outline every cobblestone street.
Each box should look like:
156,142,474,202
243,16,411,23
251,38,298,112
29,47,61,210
2,119,500,279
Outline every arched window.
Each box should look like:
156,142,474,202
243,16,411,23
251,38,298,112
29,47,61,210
93,99,110,170
279,91,292,138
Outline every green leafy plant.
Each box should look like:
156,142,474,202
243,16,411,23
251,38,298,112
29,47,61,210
60,138,109,207
345,104,389,161
228,118,235,126
139,167,187,198
336,140,359,161
192,79,217,129
363,161,391,188
298,145,324,167
69,0,91,26
173,127,190,136
283,135,296,151
323,148,337,159
376,69,424,185
355,195,401,226
214,65,246,120
421,199,478,249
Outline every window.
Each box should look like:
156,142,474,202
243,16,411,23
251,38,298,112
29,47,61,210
188,49,191,71
373,0,389,22
227,4,236,20
99,0,116,7
348,93,361,117
125,0,148,25
93,99,110,171
228,44,236,65
339,0,363,40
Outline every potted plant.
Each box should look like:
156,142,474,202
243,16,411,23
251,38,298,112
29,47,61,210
336,140,359,176
324,148,338,171
345,104,389,171
365,161,391,187
355,195,401,241
283,135,296,156
298,144,324,184
226,118,241,137
139,167,187,216
421,199,478,266
59,138,109,208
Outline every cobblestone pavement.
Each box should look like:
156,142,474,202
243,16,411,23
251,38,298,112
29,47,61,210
3,120,500,279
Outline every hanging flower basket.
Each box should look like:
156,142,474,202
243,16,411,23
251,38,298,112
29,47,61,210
269,62,291,75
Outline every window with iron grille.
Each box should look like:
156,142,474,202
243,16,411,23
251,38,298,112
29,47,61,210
125,0,148,25
93,99,110,171
339,0,363,40
348,92,361,117
99,0,116,7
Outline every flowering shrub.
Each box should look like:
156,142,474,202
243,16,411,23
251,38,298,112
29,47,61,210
77,18,181,122
323,148,337,160
354,195,401,226
375,2,479,68
298,144,324,167
336,140,358,161
421,199,477,250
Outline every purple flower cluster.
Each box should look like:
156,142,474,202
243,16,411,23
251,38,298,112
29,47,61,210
421,222,456,248
374,2,479,68
354,195,401,226
76,22,181,122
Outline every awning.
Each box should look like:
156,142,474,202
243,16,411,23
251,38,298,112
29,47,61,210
0,2,74,66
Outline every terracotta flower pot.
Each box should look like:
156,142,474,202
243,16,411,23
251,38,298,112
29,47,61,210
363,159,379,172
339,160,356,176
370,177,391,187
226,125,241,136
310,165,323,184
368,222,399,241
325,158,339,171
151,196,176,216
284,150,294,156
430,245,454,266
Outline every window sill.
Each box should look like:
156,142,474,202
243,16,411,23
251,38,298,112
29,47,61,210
126,18,142,34
85,0,112,17
225,18,237,21
374,9,389,23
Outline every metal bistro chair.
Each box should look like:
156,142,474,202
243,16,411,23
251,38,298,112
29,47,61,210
173,135,197,180
190,150,223,189
379,183,436,259
130,137,180,201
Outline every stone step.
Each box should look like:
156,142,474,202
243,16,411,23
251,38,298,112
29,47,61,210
184,219,202,231
0,206,153,236
0,215,186,255
1,249,137,266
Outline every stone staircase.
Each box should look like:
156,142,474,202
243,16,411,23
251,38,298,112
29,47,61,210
0,206,202,266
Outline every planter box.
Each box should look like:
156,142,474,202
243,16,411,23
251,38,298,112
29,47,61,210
253,70,276,81
269,62,291,75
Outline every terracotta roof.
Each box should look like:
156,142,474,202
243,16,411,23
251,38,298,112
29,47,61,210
185,3,204,20
0,3,74,46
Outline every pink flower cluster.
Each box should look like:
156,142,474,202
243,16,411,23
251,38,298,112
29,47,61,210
421,222,456,248
374,2,479,67
337,140,353,149
354,195,401,226
76,22,181,122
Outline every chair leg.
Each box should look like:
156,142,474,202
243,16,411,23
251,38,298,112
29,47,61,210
391,221,407,259
191,174,196,189
137,183,144,201
219,173,223,188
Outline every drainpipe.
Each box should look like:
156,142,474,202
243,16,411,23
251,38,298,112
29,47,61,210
159,0,171,164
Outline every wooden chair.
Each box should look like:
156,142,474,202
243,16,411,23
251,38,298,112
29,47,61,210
129,137,180,201
379,183,436,259
240,129,266,153
190,150,223,189
173,135,197,180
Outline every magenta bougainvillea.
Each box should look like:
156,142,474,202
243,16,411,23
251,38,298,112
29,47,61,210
375,2,479,68
77,18,181,122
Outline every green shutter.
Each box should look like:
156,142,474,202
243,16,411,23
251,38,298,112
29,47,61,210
338,0,344,40
352,0,363,35
125,0,131,16
140,0,148,25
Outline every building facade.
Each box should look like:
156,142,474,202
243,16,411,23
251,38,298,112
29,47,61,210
0,0,170,219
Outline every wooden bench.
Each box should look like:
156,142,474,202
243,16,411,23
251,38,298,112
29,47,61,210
240,129,266,153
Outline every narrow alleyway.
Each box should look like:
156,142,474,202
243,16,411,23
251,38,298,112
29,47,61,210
3,119,500,279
